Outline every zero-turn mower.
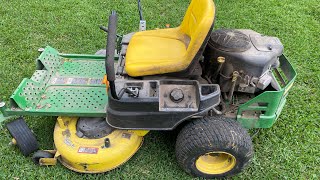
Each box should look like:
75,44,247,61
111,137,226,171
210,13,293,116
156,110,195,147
0,0,296,178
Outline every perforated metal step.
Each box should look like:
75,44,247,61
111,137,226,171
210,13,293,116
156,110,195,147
9,46,108,117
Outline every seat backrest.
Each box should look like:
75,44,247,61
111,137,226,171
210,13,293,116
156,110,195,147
179,0,215,73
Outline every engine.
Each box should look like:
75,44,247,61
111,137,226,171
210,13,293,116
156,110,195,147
204,29,283,94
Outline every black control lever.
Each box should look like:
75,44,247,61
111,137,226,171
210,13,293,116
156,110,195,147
99,26,122,38
104,11,118,100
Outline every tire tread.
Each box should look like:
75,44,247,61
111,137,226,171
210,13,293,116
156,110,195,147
175,116,253,178
6,118,39,156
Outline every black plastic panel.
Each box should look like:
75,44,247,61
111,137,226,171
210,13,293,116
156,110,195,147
106,82,220,130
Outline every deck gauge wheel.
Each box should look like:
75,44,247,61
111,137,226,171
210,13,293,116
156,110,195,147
6,118,39,156
32,150,55,165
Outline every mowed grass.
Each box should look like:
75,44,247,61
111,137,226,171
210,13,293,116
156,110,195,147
0,0,319,179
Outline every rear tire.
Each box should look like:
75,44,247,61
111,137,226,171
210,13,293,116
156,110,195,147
175,116,253,179
6,118,39,156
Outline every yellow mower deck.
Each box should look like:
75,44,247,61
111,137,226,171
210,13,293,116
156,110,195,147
53,117,145,173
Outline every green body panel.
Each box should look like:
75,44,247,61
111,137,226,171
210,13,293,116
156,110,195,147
0,47,296,129
236,55,297,128
0,114,11,123
2,46,109,118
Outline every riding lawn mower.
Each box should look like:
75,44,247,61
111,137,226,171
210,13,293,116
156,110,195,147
0,0,296,178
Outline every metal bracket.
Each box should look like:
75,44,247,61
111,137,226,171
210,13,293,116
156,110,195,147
0,102,13,123
39,150,58,166
0,113,12,124
139,20,146,31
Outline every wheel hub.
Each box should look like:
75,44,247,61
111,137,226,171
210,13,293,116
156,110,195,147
195,151,236,174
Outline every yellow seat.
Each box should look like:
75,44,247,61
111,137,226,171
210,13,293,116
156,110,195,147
125,0,215,77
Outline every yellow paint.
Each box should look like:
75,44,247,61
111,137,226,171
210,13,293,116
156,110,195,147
36,150,57,166
57,116,66,129
54,117,143,173
195,151,236,175
128,130,149,137
284,82,294,95
40,158,57,166
125,0,215,77
11,138,17,145
54,151,61,158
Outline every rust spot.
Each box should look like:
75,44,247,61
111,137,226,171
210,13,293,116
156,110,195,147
64,138,75,147
62,129,71,137
79,163,88,171
122,133,131,139
64,120,69,127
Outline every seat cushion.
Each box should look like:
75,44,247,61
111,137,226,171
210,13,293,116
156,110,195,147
125,28,190,77
125,0,215,77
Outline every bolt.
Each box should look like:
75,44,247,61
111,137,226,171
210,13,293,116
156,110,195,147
232,71,240,82
38,47,45,53
0,102,5,108
76,131,84,138
9,138,17,146
170,88,184,103
105,138,110,148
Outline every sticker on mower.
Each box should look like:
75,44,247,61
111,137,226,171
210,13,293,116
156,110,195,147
78,147,99,154
51,77,103,85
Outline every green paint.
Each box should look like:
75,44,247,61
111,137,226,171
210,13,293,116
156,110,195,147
0,113,11,123
4,46,108,118
2,47,296,128
236,55,297,128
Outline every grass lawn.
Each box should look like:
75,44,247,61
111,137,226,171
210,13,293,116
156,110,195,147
0,0,319,179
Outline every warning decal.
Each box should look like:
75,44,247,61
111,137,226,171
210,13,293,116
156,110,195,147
78,147,99,154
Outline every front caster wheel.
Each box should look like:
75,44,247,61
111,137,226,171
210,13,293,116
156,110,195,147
175,116,253,179
6,118,39,156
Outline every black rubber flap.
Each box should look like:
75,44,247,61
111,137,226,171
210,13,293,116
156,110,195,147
208,29,251,52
